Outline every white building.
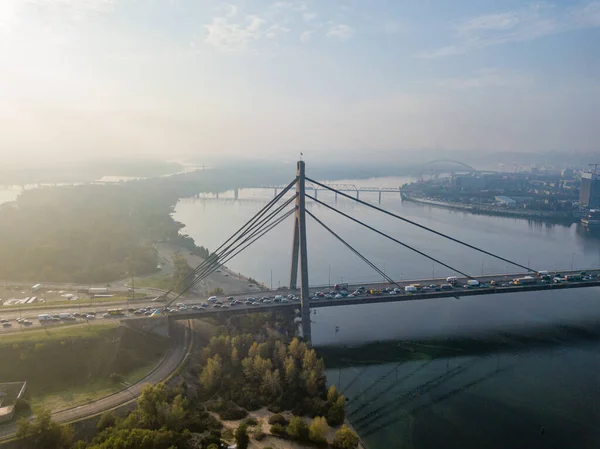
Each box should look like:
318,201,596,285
495,196,517,208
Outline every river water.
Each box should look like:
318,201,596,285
175,176,600,448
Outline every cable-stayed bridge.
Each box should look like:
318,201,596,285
141,161,599,342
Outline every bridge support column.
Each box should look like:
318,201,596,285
289,161,311,342
216,192,219,199
378,191,382,204
314,189,318,200
335,192,338,203
234,188,239,200
274,188,278,198
356,191,360,200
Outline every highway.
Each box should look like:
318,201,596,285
156,269,600,320
0,321,192,441
4,269,598,332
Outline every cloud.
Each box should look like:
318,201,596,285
265,23,290,40
418,1,600,59
224,4,238,18
303,12,316,22
327,23,354,40
300,30,314,43
435,68,535,89
205,14,265,51
383,21,403,35
24,0,117,19
204,2,319,51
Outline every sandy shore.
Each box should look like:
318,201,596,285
215,407,356,449
155,242,267,297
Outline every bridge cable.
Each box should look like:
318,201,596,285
306,177,538,274
171,196,297,295
168,203,295,304
170,208,295,301
306,210,402,289
172,208,295,300
165,179,297,297
306,194,473,279
163,178,297,299
173,203,295,299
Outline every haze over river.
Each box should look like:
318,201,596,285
175,176,600,449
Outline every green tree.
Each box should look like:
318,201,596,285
97,411,117,431
86,428,186,449
287,416,310,442
332,425,359,449
235,423,250,449
172,253,193,293
327,385,340,405
284,356,298,387
327,396,346,426
305,370,319,396
162,394,188,432
200,354,223,391
288,338,307,360
309,416,330,445
16,409,74,449
136,383,169,429
248,342,260,359
261,369,282,402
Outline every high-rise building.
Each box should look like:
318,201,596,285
579,172,600,208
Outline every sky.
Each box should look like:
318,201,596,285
1,0,599,165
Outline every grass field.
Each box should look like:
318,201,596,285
0,322,170,412
133,274,172,291
29,359,161,413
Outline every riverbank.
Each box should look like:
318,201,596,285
401,193,576,223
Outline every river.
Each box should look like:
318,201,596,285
1,168,596,446
174,176,600,448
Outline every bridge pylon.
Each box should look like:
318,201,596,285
289,161,311,342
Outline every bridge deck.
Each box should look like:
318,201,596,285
161,279,600,321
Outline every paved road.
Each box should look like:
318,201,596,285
162,269,600,319
0,321,192,441
3,269,598,333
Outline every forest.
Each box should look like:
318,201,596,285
0,167,235,283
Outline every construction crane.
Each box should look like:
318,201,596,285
589,163,599,174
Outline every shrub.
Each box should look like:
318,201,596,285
14,398,31,417
97,411,117,431
219,408,248,421
108,372,122,384
270,423,288,438
254,428,266,441
332,425,359,449
268,414,289,426
243,417,258,426
235,424,250,449
222,428,234,441
267,403,282,413
287,416,310,442
208,287,224,296
309,416,330,445
187,411,223,433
